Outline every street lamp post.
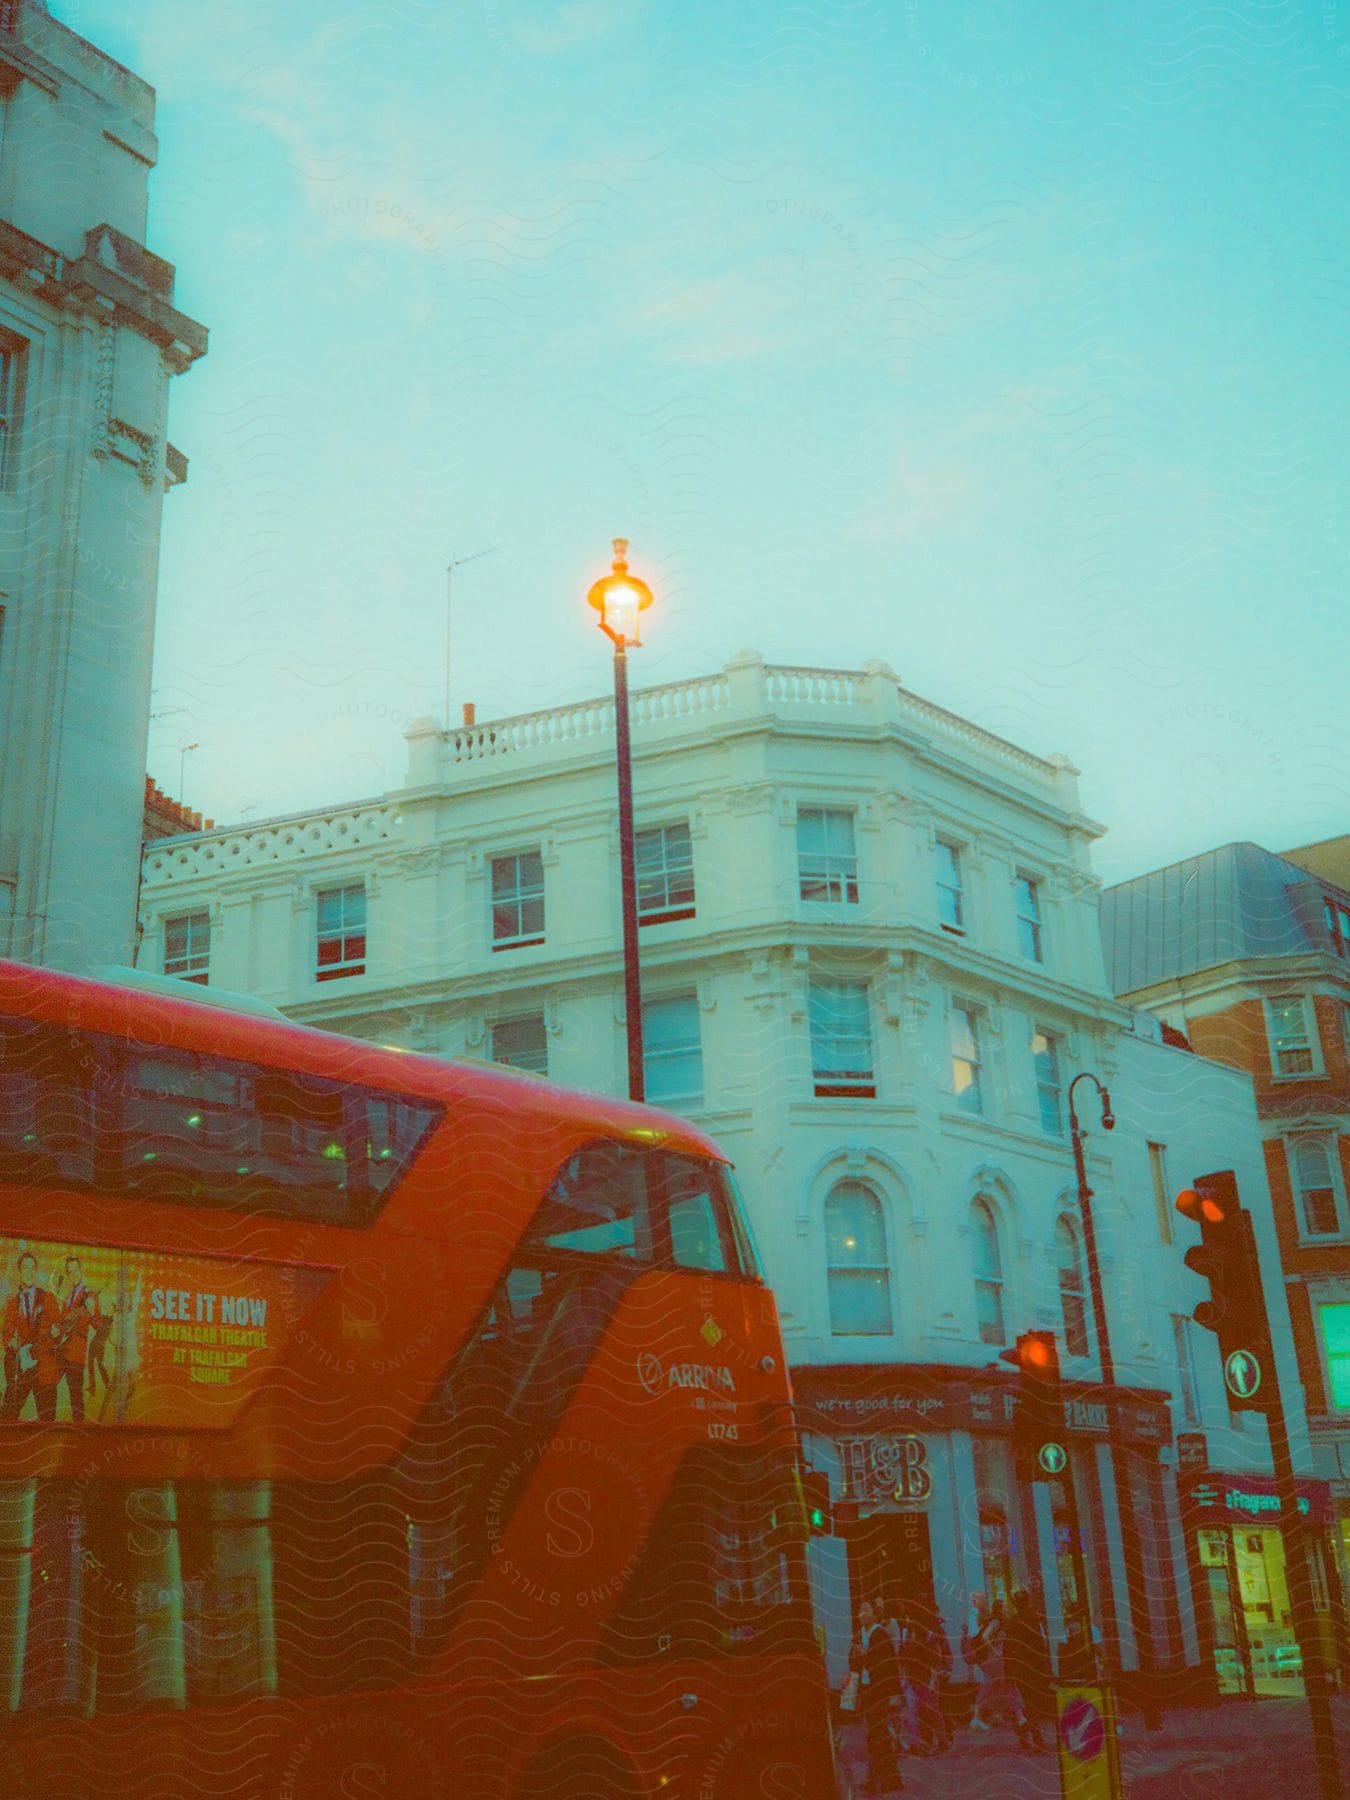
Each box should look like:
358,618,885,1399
1068,1072,1116,1386
1068,1070,1159,1726
587,539,653,1104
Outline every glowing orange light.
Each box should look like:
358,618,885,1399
587,538,654,646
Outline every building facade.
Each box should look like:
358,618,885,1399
0,0,206,971
1103,841,1350,1684
139,655,1311,1697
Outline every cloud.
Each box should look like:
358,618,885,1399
846,449,981,546
504,0,646,57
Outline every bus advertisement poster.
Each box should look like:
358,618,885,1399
0,1234,329,1429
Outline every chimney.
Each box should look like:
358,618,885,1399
462,702,476,727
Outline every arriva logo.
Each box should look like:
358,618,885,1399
637,1353,736,1397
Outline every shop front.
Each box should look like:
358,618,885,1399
794,1363,1175,1687
1179,1469,1336,1699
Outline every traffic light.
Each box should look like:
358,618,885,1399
802,1468,832,1536
1000,1330,1067,1477
1176,1169,1275,1413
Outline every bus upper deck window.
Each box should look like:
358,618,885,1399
0,1015,440,1227
0,1019,96,1185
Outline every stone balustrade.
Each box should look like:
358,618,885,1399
143,806,402,882
429,657,1067,795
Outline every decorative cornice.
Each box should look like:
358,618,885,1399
0,217,206,370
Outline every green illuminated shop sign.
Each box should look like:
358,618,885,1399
1183,1472,1330,1526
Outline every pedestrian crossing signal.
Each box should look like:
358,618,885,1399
802,1468,832,1536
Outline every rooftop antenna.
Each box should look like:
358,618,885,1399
444,547,498,729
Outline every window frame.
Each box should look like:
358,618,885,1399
314,883,367,983
0,330,26,490
1314,1298,1350,1413
1265,994,1320,1079
641,992,703,1107
808,976,876,1099
1172,1313,1200,1425
935,838,965,934
1287,1132,1348,1242
1031,1026,1062,1135
1148,1141,1173,1246
824,1180,894,1337
1014,872,1044,963
489,1013,548,1077
950,1001,983,1116
970,1196,1006,1346
1056,1211,1090,1358
489,849,545,951
635,820,696,926
163,911,211,985
795,806,859,906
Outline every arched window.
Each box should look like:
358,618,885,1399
1056,1212,1090,1357
1291,1137,1342,1238
971,1197,1005,1345
825,1181,893,1336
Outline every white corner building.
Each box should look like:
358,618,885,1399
139,653,1318,1700
0,0,206,970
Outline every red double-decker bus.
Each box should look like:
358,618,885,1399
0,960,839,1799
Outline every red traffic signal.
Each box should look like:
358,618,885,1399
1176,1183,1233,1228
1000,1329,1060,1382
1001,1331,1065,1472
1175,1170,1274,1412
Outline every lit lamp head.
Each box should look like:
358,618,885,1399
587,538,654,648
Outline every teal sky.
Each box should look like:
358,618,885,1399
61,0,1350,883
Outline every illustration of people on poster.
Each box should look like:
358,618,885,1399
0,1236,324,1428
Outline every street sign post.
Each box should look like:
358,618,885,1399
1055,1684,1122,1798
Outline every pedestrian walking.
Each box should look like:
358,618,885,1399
963,1598,1029,1736
849,1600,904,1795
873,1595,910,1759
960,1592,996,1728
900,1601,952,1755
1004,1589,1053,1752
